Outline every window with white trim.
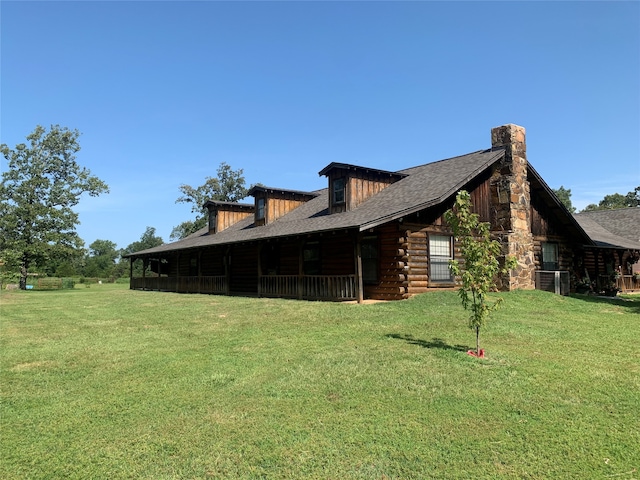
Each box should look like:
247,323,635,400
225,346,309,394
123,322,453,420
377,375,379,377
429,234,454,283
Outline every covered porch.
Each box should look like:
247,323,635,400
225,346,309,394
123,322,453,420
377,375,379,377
128,231,366,302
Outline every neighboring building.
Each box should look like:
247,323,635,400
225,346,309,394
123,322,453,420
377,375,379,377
573,208,640,292
125,124,629,301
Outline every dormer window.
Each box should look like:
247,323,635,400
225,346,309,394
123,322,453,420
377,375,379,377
257,198,265,220
203,200,254,234
319,162,407,215
333,177,345,204
248,186,318,226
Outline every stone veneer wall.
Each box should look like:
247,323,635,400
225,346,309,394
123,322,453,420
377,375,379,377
490,124,536,290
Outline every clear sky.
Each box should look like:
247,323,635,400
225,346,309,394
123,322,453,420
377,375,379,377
2,1,639,251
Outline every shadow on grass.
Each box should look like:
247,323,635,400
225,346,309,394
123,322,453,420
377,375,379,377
570,293,640,315
387,334,469,352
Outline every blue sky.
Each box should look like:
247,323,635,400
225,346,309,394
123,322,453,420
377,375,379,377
2,1,639,251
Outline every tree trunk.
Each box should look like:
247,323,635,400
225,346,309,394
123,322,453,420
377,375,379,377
475,326,480,356
19,261,28,290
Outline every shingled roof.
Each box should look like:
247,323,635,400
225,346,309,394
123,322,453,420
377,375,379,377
573,208,640,249
127,148,507,257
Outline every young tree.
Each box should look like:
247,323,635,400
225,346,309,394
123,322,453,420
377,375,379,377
0,125,109,289
444,190,517,357
171,162,249,240
552,186,576,213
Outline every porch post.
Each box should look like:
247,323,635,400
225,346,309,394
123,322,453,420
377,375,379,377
594,249,600,290
224,246,231,295
257,243,263,298
129,256,134,289
176,252,181,292
198,250,203,293
298,239,304,300
355,232,364,304
142,257,147,290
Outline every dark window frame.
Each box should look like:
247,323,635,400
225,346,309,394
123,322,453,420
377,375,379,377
542,242,559,270
333,177,346,205
361,235,379,284
256,197,265,221
303,241,321,275
189,257,198,277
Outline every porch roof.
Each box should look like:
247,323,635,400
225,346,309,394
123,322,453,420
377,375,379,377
126,148,507,257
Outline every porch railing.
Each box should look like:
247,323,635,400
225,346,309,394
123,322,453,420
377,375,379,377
131,274,357,300
131,276,226,294
598,274,640,293
259,275,357,300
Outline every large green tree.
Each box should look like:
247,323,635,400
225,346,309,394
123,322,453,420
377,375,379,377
83,239,119,278
444,190,517,357
1,125,109,289
552,186,576,213
583,186,639,211
171,162,249,240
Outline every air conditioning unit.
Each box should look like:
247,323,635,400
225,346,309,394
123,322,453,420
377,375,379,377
535,270,570,296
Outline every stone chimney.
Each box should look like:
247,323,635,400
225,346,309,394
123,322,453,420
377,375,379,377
490,124,535,290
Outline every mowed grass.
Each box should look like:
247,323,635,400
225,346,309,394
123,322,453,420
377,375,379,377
1,284,639,479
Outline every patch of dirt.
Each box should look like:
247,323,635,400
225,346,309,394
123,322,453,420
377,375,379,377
11,360,57,371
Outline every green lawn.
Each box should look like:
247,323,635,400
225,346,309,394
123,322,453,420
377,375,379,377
1,284,639,479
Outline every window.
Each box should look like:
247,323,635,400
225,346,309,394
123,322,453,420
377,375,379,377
542,242,558,270
429,234,453,283
189,257,198,276
303,242,321,275
257,198,265,220
361,236,378,284
333,177,345,204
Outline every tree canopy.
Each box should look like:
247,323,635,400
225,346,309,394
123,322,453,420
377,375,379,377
171,162,249,240
1,125,109,289
583,186,640,211
83,239,119,278
552,186,576,213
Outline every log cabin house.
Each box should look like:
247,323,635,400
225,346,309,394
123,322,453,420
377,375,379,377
125,124,638,301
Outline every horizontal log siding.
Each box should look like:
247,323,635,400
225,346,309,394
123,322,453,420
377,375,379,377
407,230,429,293
532,235,574,273
367,223,408,300
404,223,457,294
